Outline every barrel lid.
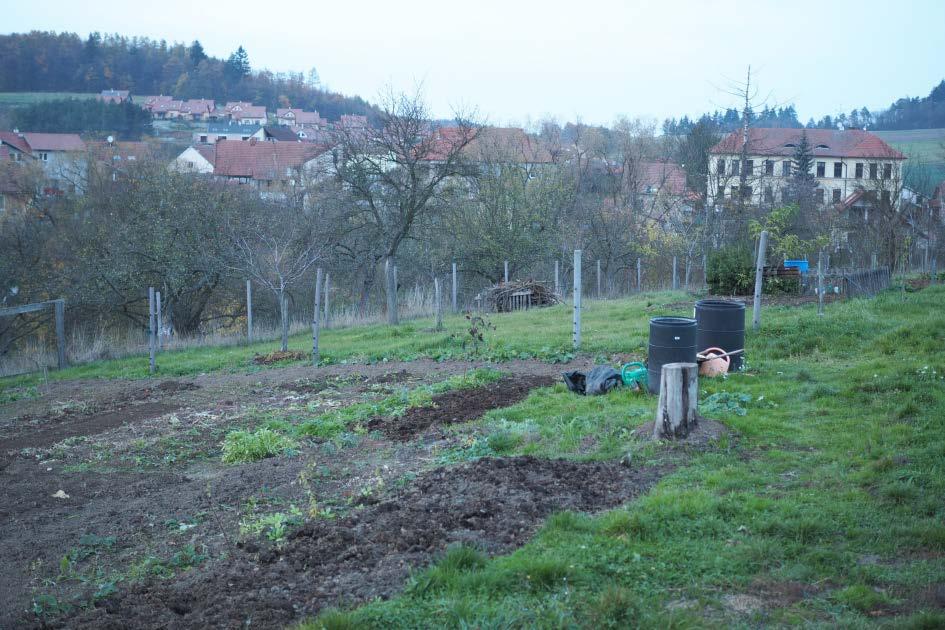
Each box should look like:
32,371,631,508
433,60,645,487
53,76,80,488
650,316,696,327
695,299,745,310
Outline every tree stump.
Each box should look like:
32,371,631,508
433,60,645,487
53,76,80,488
653,362,699,440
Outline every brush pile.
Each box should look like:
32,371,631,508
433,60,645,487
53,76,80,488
484,280,560,312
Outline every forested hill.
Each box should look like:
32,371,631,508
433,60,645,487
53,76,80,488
0,31,381,122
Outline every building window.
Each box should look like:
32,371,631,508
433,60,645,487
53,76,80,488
782,160,792,176
717,159,726,175
764,186,774,203
199,135,208,143
833,162,842,178
816,162,826,177
881,190,891,205
739,185,752,200
870,163,878,179
745,159,754,175
855,162,863,178
816,188,825,204
731,160,740,176
764,160,774,175
832,188,842,203
40,152,49,162
883,163,892,179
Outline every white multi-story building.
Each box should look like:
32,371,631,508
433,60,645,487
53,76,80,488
707,128,906,210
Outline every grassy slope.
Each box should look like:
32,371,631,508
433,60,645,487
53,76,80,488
0,92,97,106
294,287,944,628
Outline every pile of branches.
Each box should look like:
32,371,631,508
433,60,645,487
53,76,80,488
484,279,560,312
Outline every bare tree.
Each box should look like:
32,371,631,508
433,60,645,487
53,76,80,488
224,198,328,351
331,89,480,318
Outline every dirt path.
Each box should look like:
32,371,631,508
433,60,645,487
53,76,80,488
62,456,669,629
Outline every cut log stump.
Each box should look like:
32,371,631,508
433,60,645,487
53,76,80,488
653,362,699,440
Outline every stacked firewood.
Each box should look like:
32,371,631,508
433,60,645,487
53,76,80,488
484,280,560,312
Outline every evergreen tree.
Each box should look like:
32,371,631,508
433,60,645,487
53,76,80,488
224,46,251,81
189,40,207,66
790,132,817,211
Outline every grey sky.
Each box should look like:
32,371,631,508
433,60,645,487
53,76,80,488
5,0,944,126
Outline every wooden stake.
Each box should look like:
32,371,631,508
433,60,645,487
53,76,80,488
752,230,769,330
504,260,509,283
637,257,642,292
451,262,457,312
672,256,678,290
434,277,443,331
573,250,582,349
554,260,560,297
246,280,253,342
653,362,699,440
323,272,330,328
597,259,602,298
148,287,156,375
156,291,162,351
312,268,322,365
817,250,825,316
54,299,66,370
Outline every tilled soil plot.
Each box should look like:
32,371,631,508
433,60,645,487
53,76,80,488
60,456,667,630
368,375,555,440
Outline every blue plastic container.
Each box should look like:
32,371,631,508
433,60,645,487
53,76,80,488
784,259,809,274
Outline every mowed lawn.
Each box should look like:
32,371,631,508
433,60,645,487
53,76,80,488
4,287,945,626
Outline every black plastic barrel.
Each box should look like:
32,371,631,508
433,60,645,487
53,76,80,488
695,299,746,371
647,317,697,394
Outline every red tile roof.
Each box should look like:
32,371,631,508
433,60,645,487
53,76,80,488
710,128,905,159
277,108,323,126
21,132,86,152
211,140,326,180
89,141,155,163
638,161,688,195
223,102,267,120
0,131,31,155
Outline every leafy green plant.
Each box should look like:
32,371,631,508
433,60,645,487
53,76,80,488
706,246,754,295
221,428,297,463
240,506,304,542
700,391,751,416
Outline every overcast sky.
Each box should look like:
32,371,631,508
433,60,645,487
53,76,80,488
5,0,944,126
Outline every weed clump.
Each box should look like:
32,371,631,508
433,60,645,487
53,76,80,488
221,428,297,463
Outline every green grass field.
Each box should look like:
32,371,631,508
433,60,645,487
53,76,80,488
4,287,945,626
876,129,945,193
0,92,98,107
289,286,945,627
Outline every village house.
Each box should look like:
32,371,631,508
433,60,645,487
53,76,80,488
88,140,156,181
707,128,906,211
98,89,131,104
171,139,331,201
276,108,325,128
194,121,261,144
1,130,88,197
222,102,267,125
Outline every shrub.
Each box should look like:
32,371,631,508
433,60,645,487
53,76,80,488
707,246,754,295
221,428,297,463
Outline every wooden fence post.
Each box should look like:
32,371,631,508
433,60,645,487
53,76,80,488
817,250,825,316
246,280,253,343
596,259,602,298
312,268,322,365
281,295,289,351
573,250,582,349
752,230,769,331
451,262,458,312
684,256,691,291
637,257,642,292
653,362,699,440
554,260,560,297
434,277,443,331
504,260,509,283
156,291,162,351
148,287,156,375
323,272,330,328
703,252,708,290
672,256,678,290
386,258,399,325
54,299,66,370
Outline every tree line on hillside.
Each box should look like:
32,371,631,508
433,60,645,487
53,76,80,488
10,99,153,139
663,79,945,135
0,31,381,122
